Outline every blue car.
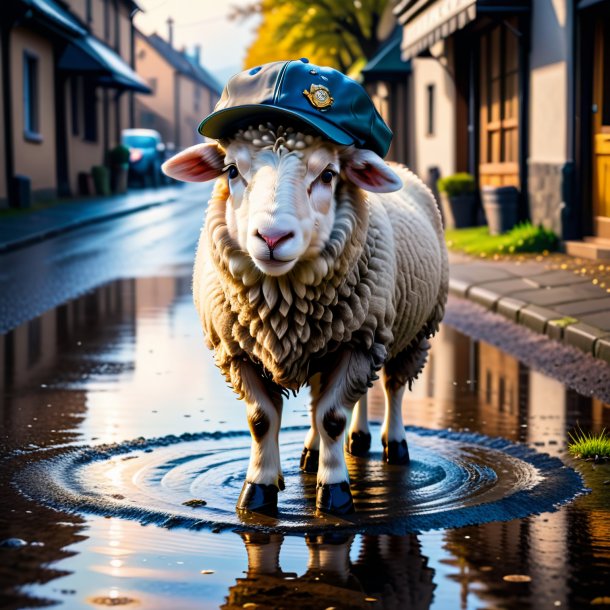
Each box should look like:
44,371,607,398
121,128,166,187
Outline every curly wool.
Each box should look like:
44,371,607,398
195,139,447,400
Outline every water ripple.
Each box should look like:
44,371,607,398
15,426,586,534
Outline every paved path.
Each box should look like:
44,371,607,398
450,253,610,364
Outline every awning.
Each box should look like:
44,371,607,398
396,0,530,60
362,30,412,82
59,35,151,93
578,0,609,8
18,0,86,38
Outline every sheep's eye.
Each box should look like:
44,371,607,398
227,164,239,180
320,169,336,184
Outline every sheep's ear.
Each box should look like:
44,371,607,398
161,143,225,182
343,148,403,193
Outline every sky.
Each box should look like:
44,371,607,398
134,0,260,83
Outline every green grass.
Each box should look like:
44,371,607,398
445,222,559,256
568,428,610,460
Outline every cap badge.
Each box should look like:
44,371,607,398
303,84,334,110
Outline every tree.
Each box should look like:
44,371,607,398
230,0,392,73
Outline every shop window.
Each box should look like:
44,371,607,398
23,52,41,141
70,76,80,136
479,20,520,187
426,84,435,136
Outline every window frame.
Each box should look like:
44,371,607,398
478,19,520,187
23,50,42,143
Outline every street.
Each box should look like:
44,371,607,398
0,183,212,334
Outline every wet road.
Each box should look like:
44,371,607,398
0,183,211,334
1,196,609,609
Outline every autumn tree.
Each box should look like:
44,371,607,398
230,0,392,73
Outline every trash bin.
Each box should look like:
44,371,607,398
11,175,32,208
481,186,519,235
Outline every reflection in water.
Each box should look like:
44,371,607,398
0,275,609,609
222,532,435,610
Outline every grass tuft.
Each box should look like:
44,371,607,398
445,222,559,256
568,428,610,461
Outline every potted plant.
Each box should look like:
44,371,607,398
437,173,477,229
108,144,130,194
481,185,520,235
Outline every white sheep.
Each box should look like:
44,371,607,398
163,123,448,516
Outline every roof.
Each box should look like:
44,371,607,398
143,33,223,95
362,28,411,81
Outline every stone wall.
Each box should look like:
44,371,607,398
527,161,566,236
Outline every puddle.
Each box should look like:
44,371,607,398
1,275,609,609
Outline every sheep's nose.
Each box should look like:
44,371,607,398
256,230,294,250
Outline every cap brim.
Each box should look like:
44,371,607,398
198,104,356,147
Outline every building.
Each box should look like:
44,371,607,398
134,27,222,151
362,28,413,166
0,0,150,207
380,0,610,259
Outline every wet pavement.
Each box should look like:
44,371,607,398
449,252,610,364
1,272,609,609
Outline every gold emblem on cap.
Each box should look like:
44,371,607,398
303,84,334,110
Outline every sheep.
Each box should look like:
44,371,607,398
162,123,448,516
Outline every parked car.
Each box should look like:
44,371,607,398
121,128,166,187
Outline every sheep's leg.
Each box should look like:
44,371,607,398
305,533,354,584
346,393,371,457
380,368,409,464
300,374,320,474
235,362,284,515
312,351,372,515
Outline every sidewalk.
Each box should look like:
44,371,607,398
0,185,186,253
450,252,610,365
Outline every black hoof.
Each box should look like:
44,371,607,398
383,439,410,465
300,447,319,473
316,482,355,515
346,431,371,456
236,482,278,515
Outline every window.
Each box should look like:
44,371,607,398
70,76,80,136
23,52,41,140
426,84,435,136
479,19,520,187
86,0,92,24
194,83,201,113
83,80,98,142
148,77,157,94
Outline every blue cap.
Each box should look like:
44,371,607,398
198,59,393,158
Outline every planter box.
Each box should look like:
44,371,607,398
440,192,477,229
481,186,519,235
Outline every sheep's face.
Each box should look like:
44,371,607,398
221,139,342,276
162,126,403,277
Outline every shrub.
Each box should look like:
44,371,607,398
437,173,476,197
